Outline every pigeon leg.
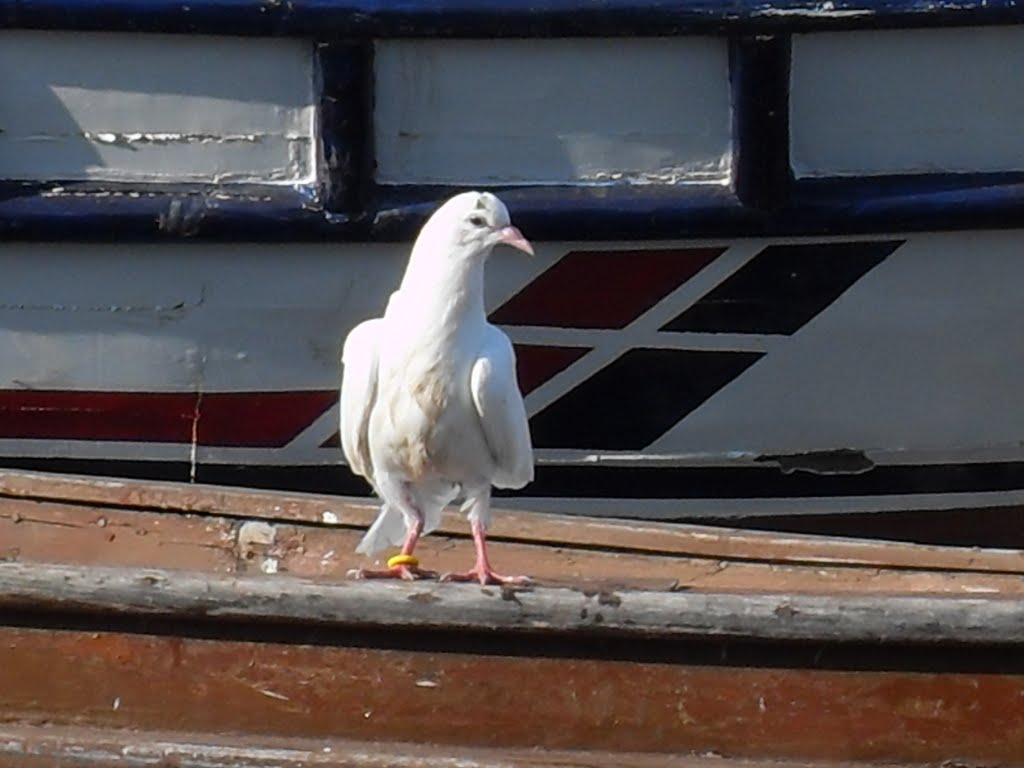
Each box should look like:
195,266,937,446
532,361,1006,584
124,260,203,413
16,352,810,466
349,515,437,580
441,517,530,586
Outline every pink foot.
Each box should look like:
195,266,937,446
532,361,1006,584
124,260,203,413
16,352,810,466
347,564,438,581
440,567,531,586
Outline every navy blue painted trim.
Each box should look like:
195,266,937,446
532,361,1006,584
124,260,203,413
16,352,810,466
3,0,1024,36
316,42,374,219
730,35,792,211
364,185,761,241
362,176,1024,240
0,183,333,240
0,183,759,241
782,173,1024,235
3,175,1024,241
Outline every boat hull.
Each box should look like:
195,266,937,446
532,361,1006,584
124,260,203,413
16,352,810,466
2,232,1024,528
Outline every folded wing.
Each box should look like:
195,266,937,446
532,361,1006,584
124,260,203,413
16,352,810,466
339,318,381,482
470,326,534,489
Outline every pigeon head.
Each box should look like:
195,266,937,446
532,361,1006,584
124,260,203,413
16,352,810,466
424,191,534,260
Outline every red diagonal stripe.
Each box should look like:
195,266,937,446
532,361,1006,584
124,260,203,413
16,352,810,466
0,390,335,448
514,344,589,395
490,247,725,329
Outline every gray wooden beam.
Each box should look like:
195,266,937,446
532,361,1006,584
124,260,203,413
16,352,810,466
0,561,1021,644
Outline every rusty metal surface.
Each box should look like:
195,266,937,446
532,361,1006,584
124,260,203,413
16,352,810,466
0,627,1022,763
1,468,1023,576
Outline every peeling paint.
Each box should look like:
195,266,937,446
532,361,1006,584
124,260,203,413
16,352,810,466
753,5,874,16
757,449,876,476
572,167,733,186
10,132,314,184
83,131,264,147
39,187,278,201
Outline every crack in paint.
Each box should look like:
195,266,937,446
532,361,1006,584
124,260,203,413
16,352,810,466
0,301,194,314
187,295,209,485
189,385,203,485
0,514,81,529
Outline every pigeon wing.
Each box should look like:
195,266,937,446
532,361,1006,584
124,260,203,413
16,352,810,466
339,318,381,482
469,326,534,489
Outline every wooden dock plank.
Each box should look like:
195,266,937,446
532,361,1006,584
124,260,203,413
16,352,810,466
0,626,1021,763
1,469,1023,575
2,560,1023,645
4,498,1024,596
0,724,925,768
2,470,1024,764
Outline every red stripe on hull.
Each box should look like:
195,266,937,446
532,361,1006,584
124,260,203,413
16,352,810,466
0,390,336,447
514,344,590,395
490,247,725,329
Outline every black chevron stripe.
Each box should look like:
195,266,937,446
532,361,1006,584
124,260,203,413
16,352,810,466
662,241,902,335
529,348,763,450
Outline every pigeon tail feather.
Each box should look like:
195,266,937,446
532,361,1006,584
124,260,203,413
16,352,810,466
354,482,457,555
354,504,406,555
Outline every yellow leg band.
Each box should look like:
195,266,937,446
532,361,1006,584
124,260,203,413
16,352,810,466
387,554,420,568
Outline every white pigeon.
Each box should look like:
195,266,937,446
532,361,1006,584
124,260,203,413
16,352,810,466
340,191,535,585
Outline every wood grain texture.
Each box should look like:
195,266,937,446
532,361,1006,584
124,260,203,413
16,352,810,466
0,627,1022,762
2,560,1023,644
7,495,1024,599
2,468,1023,576
2,470,1024,763
0,724,932,768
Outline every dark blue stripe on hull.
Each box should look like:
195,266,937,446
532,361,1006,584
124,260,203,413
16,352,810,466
4,178,1024,242
2,457,1024,547
3,0,1024,36
6,457,1024,504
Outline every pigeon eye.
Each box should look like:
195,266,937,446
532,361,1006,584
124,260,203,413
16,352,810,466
468,214,487,228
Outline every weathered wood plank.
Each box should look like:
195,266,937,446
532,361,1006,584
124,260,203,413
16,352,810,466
0,627,1021,762
6,497,1024,596
1,468,1023,576
0,724,941,768
0,496,238,574
1,560,1022,644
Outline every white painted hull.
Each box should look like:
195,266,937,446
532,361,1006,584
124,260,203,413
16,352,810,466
2,231,1022,519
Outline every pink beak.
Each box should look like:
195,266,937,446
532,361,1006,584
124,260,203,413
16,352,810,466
496,225,534,256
